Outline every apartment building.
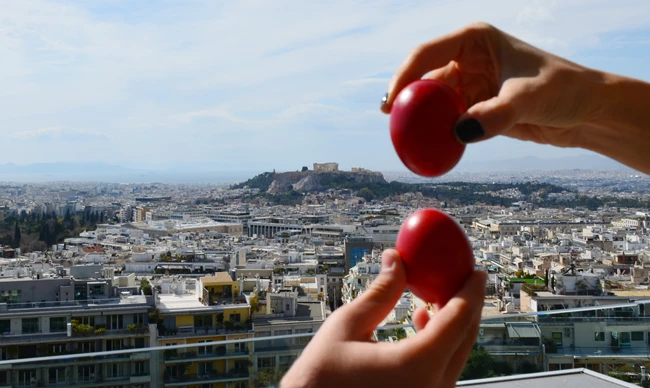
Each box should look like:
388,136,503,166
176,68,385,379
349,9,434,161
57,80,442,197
154,274,253,387
0,276,153,387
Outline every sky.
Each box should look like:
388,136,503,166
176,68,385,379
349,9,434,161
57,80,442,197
2,0,650,174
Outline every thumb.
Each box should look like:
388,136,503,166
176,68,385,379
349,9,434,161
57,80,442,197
331,249,406,341
454,95,519,144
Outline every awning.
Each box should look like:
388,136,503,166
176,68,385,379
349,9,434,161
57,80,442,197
506,323,541,338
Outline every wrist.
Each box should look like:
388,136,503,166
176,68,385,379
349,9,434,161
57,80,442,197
580,69,650,174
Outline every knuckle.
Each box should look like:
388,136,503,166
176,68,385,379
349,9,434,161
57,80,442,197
407,44,428,64
462,21,496,39
464,21,494,33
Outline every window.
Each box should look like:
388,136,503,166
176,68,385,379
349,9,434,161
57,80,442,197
78,365,96,381
18,370,36,386
51,344,65,354
194,314,211,328
621,332,631,346
551,332,563,347
88,283,105,297
50,317,67,333
234,360,248,373
198,362,213,375
234,342,247,353
73,316,94,326
198,340,213,355
257,356,275,369
595,332,605,341
106,315,123,330
79,341,95,353
279,355,297,368
49,367,66,383
0,290,21,304
107,363,125,378
163,317,176,329
632,331,644,341
22,318,39,334
135,337,145,348
106,339,122,351
0,320,10,334
165,365,181,379
133,313,145,325
134,361,146,376
231,313,241,323
296,328,313,345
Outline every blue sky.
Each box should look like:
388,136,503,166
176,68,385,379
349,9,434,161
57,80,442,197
2,0,650,173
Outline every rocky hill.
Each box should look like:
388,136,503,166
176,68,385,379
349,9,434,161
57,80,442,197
235,170,387,194
269,170,386,193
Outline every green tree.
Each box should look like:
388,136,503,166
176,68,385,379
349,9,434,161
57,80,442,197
12,222,21,249
358,187,375,201
459,346,495,381
140,279,153,296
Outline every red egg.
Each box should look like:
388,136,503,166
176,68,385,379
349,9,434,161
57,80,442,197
390,79,467,177
396,208,475,306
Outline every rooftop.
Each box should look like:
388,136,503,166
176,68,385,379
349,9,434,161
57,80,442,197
457,368,638,388
201,272,234,284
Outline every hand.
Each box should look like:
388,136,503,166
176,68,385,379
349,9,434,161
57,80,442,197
280,249,487,388
381,22,607,149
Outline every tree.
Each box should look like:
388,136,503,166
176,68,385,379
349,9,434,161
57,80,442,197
544,269,549,289
459,346,495,381
140,279,153,296
358,187,374,202
12,222,21,249
64,209,75,231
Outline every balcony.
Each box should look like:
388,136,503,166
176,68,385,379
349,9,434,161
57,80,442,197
477,339,541,356
207,294,248,306
0,332,68,344
0,304,645,388
130,374,151,384
538,316,650,324
159,323,253,338
164,371,249,386
164,348,250,363
0,297,150,315
548,346,650,358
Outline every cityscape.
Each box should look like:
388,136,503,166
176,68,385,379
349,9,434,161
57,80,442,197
3,1,650,387
0,162,649,387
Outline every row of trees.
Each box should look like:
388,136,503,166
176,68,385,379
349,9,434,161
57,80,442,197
0,209,108,252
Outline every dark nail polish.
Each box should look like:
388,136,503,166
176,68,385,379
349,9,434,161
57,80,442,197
454,118,485,144
381,93,388,106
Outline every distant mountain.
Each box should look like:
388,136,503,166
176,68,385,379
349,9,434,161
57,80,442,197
455,154,627,172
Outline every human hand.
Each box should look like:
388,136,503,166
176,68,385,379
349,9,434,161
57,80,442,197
280,249,487,388
380,22,606,149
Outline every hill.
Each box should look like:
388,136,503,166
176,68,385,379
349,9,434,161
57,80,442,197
233,170,650,210
233,170,386,193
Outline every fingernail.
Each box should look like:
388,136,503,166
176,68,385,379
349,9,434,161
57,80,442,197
382,252,396,271
454,118,485,144
380,93,388,107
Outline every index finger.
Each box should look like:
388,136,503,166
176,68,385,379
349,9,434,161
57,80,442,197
380,24,475,114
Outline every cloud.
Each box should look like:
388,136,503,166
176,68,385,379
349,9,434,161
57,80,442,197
1,0,650,169
9,126,111,142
